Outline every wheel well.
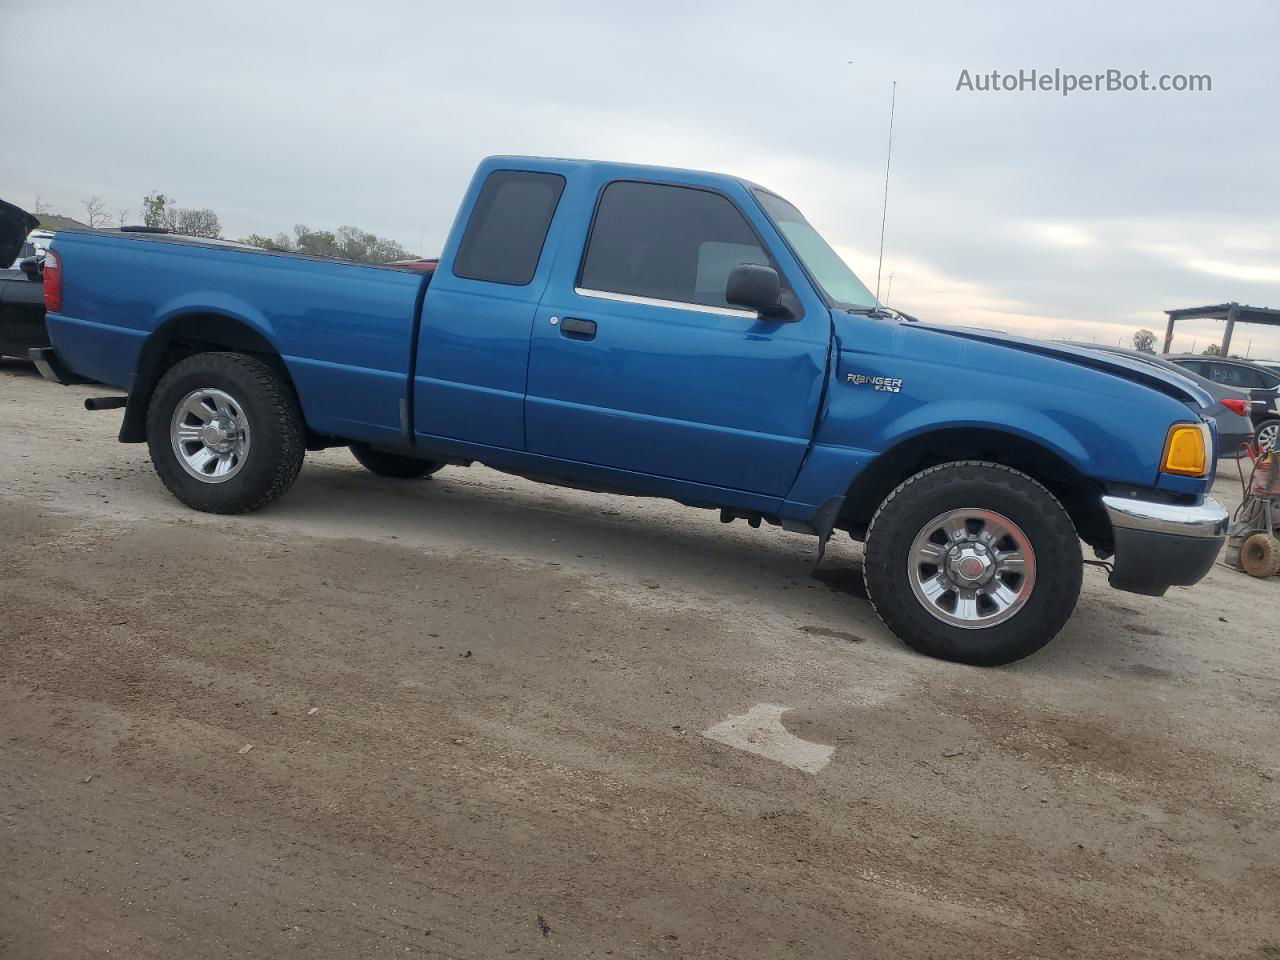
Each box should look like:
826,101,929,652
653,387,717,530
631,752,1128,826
838,428,1110,550
119,312,297,443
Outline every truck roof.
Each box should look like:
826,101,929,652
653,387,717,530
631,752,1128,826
482,155,765,193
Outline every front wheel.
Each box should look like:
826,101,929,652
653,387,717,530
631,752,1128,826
862,461,1083,666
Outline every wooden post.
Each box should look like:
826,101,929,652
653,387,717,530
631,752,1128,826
1162,313,1176,353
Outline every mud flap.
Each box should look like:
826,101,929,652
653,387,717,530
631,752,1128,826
809,495,845,572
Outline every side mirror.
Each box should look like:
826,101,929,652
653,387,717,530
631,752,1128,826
18,256,43,280
725,264,791,319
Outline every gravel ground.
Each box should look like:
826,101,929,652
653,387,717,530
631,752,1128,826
1,359,1278,959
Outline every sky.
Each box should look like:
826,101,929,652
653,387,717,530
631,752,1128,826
2,0,1278,357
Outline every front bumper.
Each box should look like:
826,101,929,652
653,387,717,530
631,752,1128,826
1101,495,1229,596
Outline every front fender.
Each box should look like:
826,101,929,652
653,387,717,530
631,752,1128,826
880,400,1093,470
782,333,1200,526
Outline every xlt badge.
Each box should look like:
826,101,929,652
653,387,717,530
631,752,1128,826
847,373,903,393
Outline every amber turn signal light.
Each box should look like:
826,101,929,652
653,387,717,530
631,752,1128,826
1162,423,1210,477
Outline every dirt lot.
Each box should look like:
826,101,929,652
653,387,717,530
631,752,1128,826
1,359,1278,959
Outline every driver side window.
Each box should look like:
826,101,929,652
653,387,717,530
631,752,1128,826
579,181,774,310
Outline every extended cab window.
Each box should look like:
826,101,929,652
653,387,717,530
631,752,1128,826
453,171,565,286
579,181,769,309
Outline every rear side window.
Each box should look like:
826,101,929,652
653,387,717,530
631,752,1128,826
453,171,565,286
579,181,769,308
1209,362,1264,389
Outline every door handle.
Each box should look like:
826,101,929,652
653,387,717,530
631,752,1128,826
558,317,597,340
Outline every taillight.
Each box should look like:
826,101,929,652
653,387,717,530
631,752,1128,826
1221,396,1248,416
44,249,63,313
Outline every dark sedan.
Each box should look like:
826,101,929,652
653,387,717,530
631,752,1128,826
1165,354,1280,452
1076,346,1256,457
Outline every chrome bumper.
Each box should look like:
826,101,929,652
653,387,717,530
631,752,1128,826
1101,495,1229,539
1101,495,1228,596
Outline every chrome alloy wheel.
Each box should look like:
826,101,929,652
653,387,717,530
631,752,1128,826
907,508,1036,629
170,387,251,483
1258,421,1279,453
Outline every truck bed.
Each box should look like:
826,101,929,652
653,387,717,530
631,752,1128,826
47,230,427,447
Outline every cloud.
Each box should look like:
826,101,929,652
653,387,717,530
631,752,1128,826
1023,221,1099,250
3,0,1278,355
1184,258,1280,286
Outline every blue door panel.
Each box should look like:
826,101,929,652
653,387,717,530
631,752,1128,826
414,159,576,452
412,285,536,450
525,295,825,494
522,165,832,499
526,393,811,495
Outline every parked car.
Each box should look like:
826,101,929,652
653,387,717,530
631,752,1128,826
8,228,54,269
1069,346,1255,457
1166,354,1280,452
1250,396,1280,452
0,199,52,362
35,156,1228,666
1168,354,1280,390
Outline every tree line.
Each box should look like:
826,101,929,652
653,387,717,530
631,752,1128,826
1132,329,1226,356
42,192,418,265
239,224,416,263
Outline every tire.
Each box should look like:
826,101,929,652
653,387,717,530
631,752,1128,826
146,352,306,514
349,444,443,479
863,461,1083,666
1240,532,1280,579
1255,419,1279,454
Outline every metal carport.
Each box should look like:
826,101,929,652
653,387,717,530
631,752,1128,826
1162,302,1280,355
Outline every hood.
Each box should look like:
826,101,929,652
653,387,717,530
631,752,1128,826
0,198,39,267
909,322,1215,409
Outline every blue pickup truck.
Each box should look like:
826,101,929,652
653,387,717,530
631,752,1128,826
34,156,1229,665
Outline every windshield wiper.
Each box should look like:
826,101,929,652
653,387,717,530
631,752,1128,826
843,305,919,323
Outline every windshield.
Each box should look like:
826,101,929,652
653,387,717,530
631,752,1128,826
753,190,878,310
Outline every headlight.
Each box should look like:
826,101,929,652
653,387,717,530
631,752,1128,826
1161,422,1211,477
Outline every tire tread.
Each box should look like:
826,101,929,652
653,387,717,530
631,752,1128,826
862,460,1082,665
146,352,305,514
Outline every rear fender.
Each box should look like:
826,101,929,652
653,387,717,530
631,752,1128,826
119,300,282,442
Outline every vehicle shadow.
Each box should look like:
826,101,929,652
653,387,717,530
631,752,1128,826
267,455,900,641
263,456,1142,674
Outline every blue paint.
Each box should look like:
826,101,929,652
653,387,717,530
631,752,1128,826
45,156,1218,538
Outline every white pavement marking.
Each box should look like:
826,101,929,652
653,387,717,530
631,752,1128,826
702,703,834,775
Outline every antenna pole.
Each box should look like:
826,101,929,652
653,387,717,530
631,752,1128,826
875,80,897,307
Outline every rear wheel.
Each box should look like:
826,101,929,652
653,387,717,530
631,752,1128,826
863,461,1083,666
349,444,443,479
146,352,305,514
